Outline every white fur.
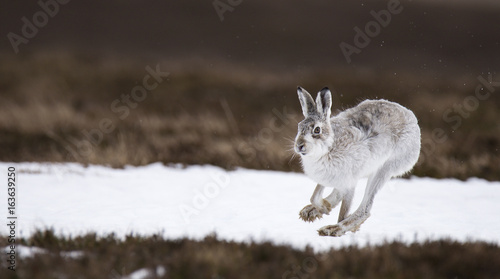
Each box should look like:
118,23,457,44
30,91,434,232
295,87,421,236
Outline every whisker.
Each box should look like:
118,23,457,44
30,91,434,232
283,135,298,166
288,152,297,166
283,136,296,147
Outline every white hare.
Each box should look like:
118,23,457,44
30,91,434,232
295,87,421,236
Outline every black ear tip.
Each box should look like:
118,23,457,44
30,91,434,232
297,86,303,91
320,87,330,92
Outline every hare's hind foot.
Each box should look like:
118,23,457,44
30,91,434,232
299,199,332,222
318,213,370,237
317,224,358,237
318,224,345,237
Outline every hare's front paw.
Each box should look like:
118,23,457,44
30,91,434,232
317,224,346,237
299,200,332,222
299,205,323,222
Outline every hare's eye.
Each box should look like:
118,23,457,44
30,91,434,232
313,127,321,134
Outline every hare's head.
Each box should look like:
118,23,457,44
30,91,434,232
294,87,333,157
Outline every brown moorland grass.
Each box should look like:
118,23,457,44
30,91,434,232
1,230,499,279
0,51,499,180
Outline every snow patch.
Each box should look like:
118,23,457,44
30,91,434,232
1,162,499,252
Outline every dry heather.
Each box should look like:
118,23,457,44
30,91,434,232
0,51,499,180
1,230,499,279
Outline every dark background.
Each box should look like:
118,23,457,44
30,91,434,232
2,0,499,73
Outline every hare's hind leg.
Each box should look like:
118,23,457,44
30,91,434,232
337,187,355,223
299,185,342,222
318,168,391,236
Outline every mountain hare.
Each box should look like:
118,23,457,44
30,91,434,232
295,87,420,236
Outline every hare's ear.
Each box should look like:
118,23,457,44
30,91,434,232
297,87,316,117
316,87,332,119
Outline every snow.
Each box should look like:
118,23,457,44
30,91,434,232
1,162,499,252
2,245,84,259
123,266,166,279
3,245,46,258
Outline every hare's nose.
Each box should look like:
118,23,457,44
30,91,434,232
297,143,306,153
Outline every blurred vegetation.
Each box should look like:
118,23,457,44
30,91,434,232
1,230,499,279
0,51,498,180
